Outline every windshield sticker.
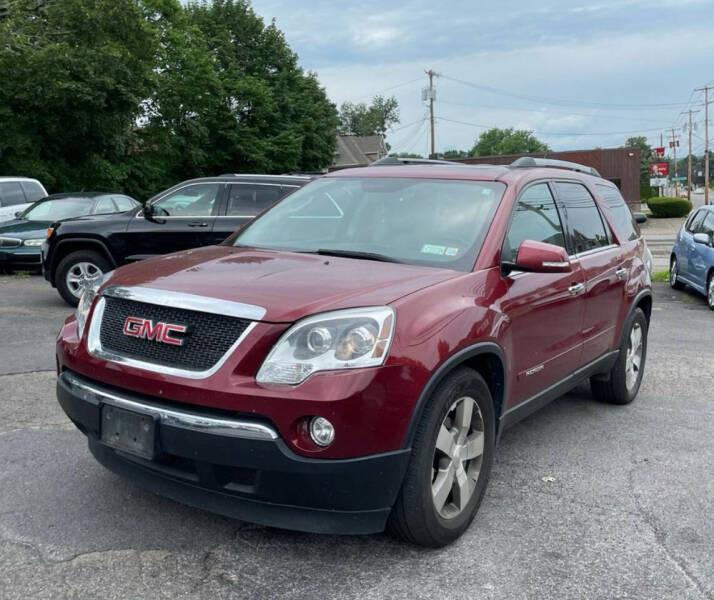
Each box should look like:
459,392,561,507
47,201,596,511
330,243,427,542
421,244,446,256
445,247,459,256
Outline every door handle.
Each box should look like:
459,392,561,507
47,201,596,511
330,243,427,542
568,282,585,296
187,221,208,228
615,267,627,280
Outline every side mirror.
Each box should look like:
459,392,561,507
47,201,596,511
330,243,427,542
503,239,572,274
693,232,711,246
142,202,154,219
14,211,22,218
633,212,647,224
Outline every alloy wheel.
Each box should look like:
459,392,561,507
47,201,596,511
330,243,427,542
708,276,714,309
625,322,644,391
431,396,484,519
65,262,102,299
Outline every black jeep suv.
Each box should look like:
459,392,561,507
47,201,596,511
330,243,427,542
42,174,311,305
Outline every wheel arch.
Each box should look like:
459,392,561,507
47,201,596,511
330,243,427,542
401,342,506,449
51,238,116,284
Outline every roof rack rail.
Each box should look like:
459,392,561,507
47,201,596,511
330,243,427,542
510,157,601,177
369,156,462,167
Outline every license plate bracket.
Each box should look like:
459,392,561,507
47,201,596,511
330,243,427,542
100,405,156,460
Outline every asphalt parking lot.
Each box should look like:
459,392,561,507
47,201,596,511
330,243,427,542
1,274,712,600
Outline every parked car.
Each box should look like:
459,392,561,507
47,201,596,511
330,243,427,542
670,204,714,309
0,193,139,272
0,177,47,222
42,174,312,305
55,158,651,547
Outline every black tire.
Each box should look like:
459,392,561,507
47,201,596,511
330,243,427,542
387,367,495,547
707,272,714,311
670,255,685,290
55,250,111,307
590,307,648,405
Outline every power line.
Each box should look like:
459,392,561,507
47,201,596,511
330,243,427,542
435,116,666,137
437,99,671,125
440,73,692,110
349,77,423,102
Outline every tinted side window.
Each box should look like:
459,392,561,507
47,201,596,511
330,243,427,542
596,184,638,242
21,181,46,202
554,182,610,254
686,209,706,233
227,184,283,216
0,182,27,206
504,183,565,262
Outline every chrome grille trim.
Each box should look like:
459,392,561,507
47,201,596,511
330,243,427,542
87,286,264,379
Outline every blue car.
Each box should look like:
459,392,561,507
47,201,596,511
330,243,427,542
670,205,714,310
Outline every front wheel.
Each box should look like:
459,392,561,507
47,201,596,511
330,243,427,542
707,273,714,310
388,367,495,547
591,307,648,405
55,250,110,307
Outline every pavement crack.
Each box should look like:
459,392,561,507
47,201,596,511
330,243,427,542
627,457,712,600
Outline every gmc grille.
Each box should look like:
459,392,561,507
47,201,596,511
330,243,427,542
99,296,252,372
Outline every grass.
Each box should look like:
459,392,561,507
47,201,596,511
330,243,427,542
651,269,669,283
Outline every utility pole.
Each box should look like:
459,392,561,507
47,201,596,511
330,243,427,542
695,85,712,205
682,109,700,204
424,69,437,158
670,128,680,198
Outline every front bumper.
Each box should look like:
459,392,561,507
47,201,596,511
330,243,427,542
57,370,410,534
0,247,41,266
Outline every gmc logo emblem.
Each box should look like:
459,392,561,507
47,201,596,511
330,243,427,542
122,316,187,346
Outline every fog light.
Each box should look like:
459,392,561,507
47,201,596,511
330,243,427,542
309,416,335,447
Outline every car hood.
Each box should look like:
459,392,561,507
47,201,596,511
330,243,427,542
104,245,463,323
0,219,52,238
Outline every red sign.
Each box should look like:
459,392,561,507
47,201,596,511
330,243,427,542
653,147,665,158
649,162,668,177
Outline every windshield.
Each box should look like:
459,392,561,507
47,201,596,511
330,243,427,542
20,197,92,221
228,177,505,271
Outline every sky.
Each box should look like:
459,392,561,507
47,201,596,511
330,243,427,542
249,0,714,157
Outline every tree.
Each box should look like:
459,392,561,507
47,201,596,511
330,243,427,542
625,136,654,198
443,149,469,158
338,95,399,136
471,127,550,156
389,152,423,159
0,0,159,192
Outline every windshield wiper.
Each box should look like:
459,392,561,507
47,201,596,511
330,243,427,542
315,249,404,264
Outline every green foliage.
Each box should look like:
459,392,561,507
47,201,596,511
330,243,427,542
339,95,399,136
640,181,655,200
443,149,469,158
0,0,338,198
625,136,652,186
650,269,670,283
646,196,692,218
471,127,550,156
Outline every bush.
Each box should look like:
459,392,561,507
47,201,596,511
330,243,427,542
646,196,692,218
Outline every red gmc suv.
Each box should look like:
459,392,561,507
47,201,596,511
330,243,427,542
55,157,652,547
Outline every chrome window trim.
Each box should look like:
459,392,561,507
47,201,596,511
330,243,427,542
60,370,278,440
569,243,618,260
87,286,265,379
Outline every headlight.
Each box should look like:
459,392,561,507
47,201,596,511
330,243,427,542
75,271,113,338
23,238,45,247
256,307,395,385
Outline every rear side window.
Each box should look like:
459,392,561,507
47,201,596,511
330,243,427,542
94,196,117,215
112,196,136,211
21,181,46,202
504,183,566,262
554,182,610,254
227,184,283,216
595,184,638,242
0,182,27,207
